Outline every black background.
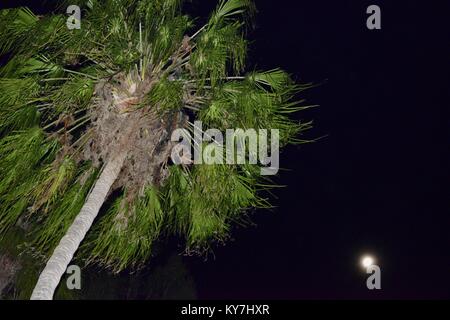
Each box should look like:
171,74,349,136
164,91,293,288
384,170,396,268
1,0,449,299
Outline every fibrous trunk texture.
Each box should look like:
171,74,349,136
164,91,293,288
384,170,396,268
0,253,20,297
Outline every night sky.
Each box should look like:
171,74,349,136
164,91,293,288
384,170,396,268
1,0,448,299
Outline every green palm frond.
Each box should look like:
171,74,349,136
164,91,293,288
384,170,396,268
83,186,164,272
31,165,97,254
209,0,254,27
0,7,38,55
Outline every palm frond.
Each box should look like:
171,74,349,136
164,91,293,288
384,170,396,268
84,186,164,272
0,7,38,55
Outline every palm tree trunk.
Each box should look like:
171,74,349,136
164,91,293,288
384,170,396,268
30,151,128,300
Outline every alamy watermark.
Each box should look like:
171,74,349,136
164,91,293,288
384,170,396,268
66,265,81,290
66,5,81,30
366,5,381,30
366,264,381,289
170,121,280,176
362,256,381,290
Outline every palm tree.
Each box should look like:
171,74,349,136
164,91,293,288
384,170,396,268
0,0,313,300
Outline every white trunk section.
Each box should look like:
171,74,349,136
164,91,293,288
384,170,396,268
30,151,127,300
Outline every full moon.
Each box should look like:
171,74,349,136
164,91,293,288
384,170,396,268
361,255,375,268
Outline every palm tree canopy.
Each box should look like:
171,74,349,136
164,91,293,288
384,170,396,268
0,0,313,273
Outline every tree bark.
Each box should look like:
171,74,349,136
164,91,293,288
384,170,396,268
30,151,128,300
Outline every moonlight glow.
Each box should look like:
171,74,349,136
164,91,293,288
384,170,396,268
361,256,375,268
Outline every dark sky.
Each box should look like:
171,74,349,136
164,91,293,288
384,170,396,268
1,0,448,299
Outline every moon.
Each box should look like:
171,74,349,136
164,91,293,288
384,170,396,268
361,255,375,268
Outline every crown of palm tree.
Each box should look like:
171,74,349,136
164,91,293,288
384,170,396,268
0,0,314,299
